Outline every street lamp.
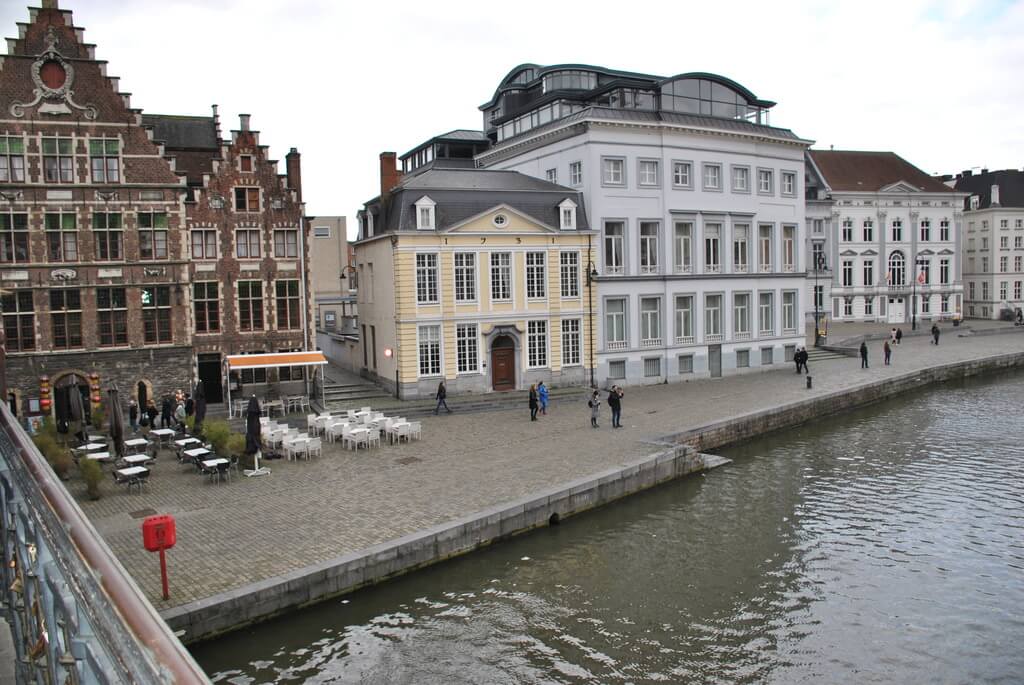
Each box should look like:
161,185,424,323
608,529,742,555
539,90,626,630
586,261,599,387
339,264,358,294
813,254,826,347
911,257,927,331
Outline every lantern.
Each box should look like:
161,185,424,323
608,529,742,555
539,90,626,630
89,372,101,407
39,375,51,411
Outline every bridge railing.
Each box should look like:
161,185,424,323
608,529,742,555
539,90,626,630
0,404,209,684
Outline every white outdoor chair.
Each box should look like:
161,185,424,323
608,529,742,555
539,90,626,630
395,423,412,444
350,430,369,451
346,409,357,420
359,406,371,414
284,437,306,461
328,421,349,442
306,414,318,434
367,429,381,449
341,426,357,451
307,438,322,459
409,421,422,441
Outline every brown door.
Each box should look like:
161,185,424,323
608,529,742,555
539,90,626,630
491,337,516,391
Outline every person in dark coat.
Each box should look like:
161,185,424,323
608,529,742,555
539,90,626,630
607,385,623,428
528,384,539,421
588,390,601,428
895,327,903,345
883,340,892,365
160,396,173,428
128,399,139,433
931,323,940,345
184,393,194,417
860,341,869,368
145,400,158,432
434,381,451,414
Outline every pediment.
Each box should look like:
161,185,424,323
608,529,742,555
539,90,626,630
446,203,556,234
860,249,879,256
937,248,956,255
880,180,921,193
839,249,859,257
918,248,935,256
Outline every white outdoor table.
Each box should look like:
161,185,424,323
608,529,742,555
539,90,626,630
123,454,149,466
174,437,201,448
184,448,211,459
124,438,149,448
201,458,228,468
86,434,105,442
76,443,105,452
116,465,148,477
85,451,111,462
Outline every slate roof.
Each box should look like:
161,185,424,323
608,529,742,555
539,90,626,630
952,169,1024,209
141,114,219,150
434,129,488,142
808,150,952,193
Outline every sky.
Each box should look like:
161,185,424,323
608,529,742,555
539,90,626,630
2,0,1022,239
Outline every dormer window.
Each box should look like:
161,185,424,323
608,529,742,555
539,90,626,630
970,195,980,210
559,199,577,231
239,155,253,173
415,196,436,230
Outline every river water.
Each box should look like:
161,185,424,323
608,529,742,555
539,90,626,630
192,371,1024,684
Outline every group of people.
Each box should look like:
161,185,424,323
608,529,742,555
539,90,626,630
588,385,624,428
528,381,549,420
127,390,194,433
859,323,942,368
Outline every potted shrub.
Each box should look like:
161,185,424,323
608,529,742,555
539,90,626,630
202,419,232,456
79,459,103,500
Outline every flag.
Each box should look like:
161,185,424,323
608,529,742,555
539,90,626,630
917,270,926,285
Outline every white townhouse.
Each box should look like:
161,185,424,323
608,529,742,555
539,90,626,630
474,64,812,384
805,151,966,327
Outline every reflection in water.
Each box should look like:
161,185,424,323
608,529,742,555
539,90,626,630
193,372,1024,684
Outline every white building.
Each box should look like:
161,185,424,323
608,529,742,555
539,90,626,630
950,169,1024,320
475,65,812,385
804,151,966,327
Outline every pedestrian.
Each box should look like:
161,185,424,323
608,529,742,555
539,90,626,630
529,384,539,421
896,327,903,345
184,393,194,417
434,380,451,414
860,341,869,369
588,389,601,428
128,399,138,433
800,347,810,374
160,396,173,429
883,340,892,365
890,327,898,344
145,400,158,432
608,385,624,428
538,381,549,415
931,323,940,345
174,401,186,430
793,346,803,374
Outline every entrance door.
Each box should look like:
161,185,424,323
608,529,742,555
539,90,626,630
709,344,722,378
491,336,516,391
197,353,224,404
887,297,906,324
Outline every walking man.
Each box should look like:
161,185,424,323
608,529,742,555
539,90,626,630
895,327,903,345
860,341,869,368
538,381,549,415
608,385,622,428
434,380,452,414
588,390,601,428
884,340,892,365
931,323,940,345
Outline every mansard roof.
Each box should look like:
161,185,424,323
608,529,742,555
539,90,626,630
808,150,952,193
952,168,1024,209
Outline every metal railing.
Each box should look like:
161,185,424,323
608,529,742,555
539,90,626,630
0,405,209,684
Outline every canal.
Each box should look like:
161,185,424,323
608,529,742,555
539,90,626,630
192,371,1024,684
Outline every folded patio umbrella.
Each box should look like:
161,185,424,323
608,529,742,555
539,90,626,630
68,382,86,442
193,380,207,435
106,383,125,460
244,395,270,477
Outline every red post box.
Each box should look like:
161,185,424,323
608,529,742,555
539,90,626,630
142,515,176,599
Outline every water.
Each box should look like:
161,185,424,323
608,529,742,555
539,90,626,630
192,372,1024,684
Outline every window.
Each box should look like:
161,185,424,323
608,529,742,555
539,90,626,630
733,293,750,337
940,259,950,285
92,212,123,261
758,292,773,335
842,260,854,286
235,229,261,258
191,229,217,260
665,295,691,346
454,253,476,302
418,325,441,376
2,290,34,351
758,224,772,272
609,360,626,379
920,219,931,242
863,219,874,242
237,281,264,331
239,154,253,173
89,138,120,183
42,137,73,183
138,212,168,260
96,287,127,346
814,285,824,310
570,161,582,186
640,297,661,345
273,229,298,258
920,259,931,287
733,224,748,272
1001,236,1010,249
1000,281,1008,300
1017,256,1023,272
605,298,626,348
1001,219,1009,229
1017,236,1023,249
982,237,989,250
490,252,512,301
561,318,581,366
842,219,853,242
527,320,548,367
892,219,903,242
940,219,950,241
49,289,82,349
757,168,773,194
843,297,853,317
732,166,749,192
602,158,624,185
0,212,27,264
45,213,77,262
234,187,260,212
277,346,304,382
323,311,336,330
704,223,721,273
941,296,950,313
193,281,219,333
863,260,874,286
560,252,579,298
560,201,577,230
702,163,721,190
141,285,171,343
982,257,989,273
604,221,624,274
240,351,267,384
415,197,437,230
704,294,722,339
1001,256,1008,273
888,252,906,286
812,242,826,272
0,136,26,182
274,280,301,330
982,282,989,300
782,226,795,271
644,357,661,377
638,160,659,186
673,161,692,188
415,253,439,304
865,297,874,316
526,252,546,299
313,225,331,238
761,347,774,365
674,221,692,273
1016,282,1022,300
781,171,796,196
969,282,976,299
782,291,797,332
678,355,693,374
736,350,749,368
813,219,824,234
456,324,478,373
639,222,659,274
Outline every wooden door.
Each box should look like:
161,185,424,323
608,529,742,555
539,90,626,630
492,347,516,391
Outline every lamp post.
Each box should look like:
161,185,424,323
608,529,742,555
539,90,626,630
813,254,826,347
586,261,599,387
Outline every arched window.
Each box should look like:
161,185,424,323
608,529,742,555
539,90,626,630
888,251,906,286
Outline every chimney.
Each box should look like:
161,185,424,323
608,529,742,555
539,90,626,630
380,152,402,195
991,184,1000,207
42,0,58,8
961,169,972,178
285,148,302,202
239,113,250,131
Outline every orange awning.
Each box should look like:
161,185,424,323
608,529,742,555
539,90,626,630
225,351,327,370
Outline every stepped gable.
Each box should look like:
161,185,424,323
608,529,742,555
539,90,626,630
0,1,180,186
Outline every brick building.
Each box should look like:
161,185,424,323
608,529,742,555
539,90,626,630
0,1,310,421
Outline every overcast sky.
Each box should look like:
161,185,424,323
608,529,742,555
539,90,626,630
2,0,1022,237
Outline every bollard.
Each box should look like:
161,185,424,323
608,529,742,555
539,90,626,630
806,375,813,389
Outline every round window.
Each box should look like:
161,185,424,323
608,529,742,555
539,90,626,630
40,60,67,90
493,214,508,228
